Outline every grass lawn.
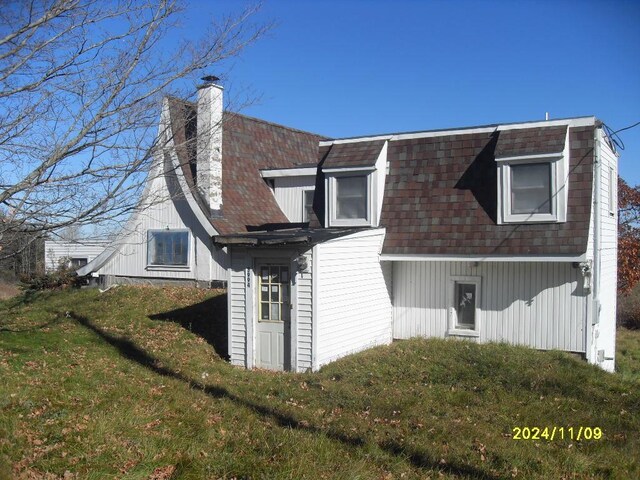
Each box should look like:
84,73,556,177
1,286,639,479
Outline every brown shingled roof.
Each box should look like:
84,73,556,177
321,140,386,168
380,125,595,255
167,98,326,235
495,125,568,157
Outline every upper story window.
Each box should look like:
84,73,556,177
497,152,568,224
326,172,373,226
147,230,189,267
510,163,552,214
336,175,368,220
302,189,314,222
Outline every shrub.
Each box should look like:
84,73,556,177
20,263,84,291
618,284,640,329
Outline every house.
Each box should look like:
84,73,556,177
81,80,619,372
45,239,110,271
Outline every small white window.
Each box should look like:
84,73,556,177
302,189,314,222
328,173,372,226
448,276,481,337
147,230,189,267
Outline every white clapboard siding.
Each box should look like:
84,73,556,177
314,229,392,368
228,249,249,367
594,129,618,371
296,252,313,371
98,173,227,282
44,240,109,271
272,176,316,222
393,261,587,353
227,247,313,372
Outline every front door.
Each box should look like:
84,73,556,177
256,264,291,370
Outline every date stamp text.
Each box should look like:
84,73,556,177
512,426,603,441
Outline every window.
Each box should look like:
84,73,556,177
147,230,189,267
497,152,567,224
259,265,290,322
510,163,552,214
448,276,481,336
327,173,372,226
70,258,88,269
302,189,314,222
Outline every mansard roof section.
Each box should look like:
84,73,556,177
494,124,568,158
164,97,327,235
379,120,597,256
320,139,387,169
214,113,326,235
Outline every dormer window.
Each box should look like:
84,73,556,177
496,123,570,227
510,162,552,215
327,172,373,226
336,175,368,220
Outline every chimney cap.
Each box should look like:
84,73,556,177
201,75,220,83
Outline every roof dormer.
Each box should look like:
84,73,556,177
496,125,570,224
320,139,388,228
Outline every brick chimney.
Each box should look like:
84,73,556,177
196,76,223,214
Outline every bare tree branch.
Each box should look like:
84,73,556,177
0,0,269,258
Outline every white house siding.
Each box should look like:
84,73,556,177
227,246,313,372
296,255,313,371
314,229,392,369
228,248,250,368
98,172,227,283
272,176,316,222
592,130,618,371
393,261,587,353
45,240,109,271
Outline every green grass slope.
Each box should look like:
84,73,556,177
1,286,638,479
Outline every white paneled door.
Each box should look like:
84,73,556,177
256,264,291,370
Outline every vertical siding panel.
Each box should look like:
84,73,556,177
316,230,392,367
272,176,316,222
392,261,587,353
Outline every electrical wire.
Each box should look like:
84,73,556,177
601,119,640,153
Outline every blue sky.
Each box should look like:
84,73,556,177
182,0,640,185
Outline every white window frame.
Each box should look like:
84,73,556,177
326,171,373,227
497,151,568,224
146,229,191,271
301,188,315,223
447,275,481,337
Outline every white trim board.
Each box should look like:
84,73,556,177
319,117,596,146
261,167,318,178
380,254,588,263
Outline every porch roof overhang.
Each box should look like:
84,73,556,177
213,227,369,248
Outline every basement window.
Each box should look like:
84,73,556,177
147,230,189,267
448,276,481,337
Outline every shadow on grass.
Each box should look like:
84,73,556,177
148,293,228,360
69,311,500,479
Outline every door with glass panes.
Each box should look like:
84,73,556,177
256,263,291,370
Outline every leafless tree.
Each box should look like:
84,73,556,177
0,0,267,260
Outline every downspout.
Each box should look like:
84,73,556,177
311,244,319,371
591,127,602,362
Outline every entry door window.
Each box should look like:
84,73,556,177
259,265,290,322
